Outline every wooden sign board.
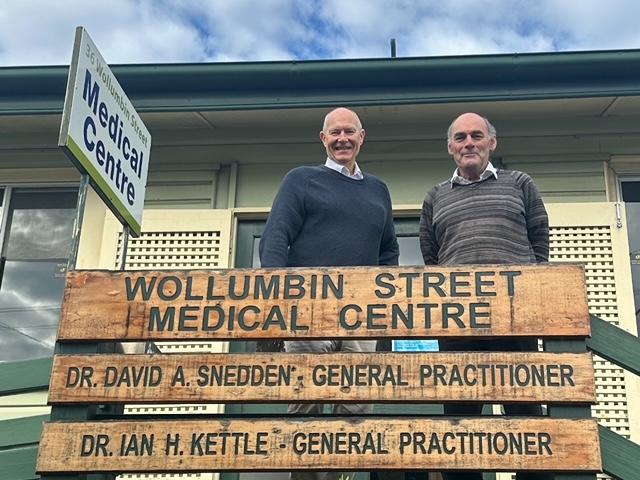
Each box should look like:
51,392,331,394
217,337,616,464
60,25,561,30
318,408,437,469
57,265,589,341
37,417,602,473
48,352,596,404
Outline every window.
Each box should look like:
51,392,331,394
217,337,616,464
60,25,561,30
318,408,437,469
0,187,78,362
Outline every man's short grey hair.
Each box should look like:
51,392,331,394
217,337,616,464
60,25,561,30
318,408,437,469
322,107,363,131
446,115,497,142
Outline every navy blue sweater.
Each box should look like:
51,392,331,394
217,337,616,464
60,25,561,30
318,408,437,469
260,166,399,267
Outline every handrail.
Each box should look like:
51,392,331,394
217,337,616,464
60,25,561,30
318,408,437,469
585,314,640,480
586,314,640,376
0,356,52,396
599,425,640,480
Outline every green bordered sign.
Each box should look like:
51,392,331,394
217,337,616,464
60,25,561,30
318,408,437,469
59,26,150,236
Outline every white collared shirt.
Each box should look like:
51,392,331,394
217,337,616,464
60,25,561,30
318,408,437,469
450,161,498,186
324,157,364,180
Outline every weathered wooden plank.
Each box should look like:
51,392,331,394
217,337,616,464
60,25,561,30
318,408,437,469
36,418,602,474
48,352,596,404
57,265,589,341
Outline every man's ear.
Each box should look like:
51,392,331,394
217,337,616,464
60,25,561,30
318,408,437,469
319,130,327,145
359,128,366,145
447,141,453,155
490,136,497,152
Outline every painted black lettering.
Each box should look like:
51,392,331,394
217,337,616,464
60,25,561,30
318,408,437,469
417,303,438,328
499,270,522,296
178,306,199,331
238,305,260,330
399,272,420,297
538,432,553,455
374,272,396,299
450,271,471,296
185,276,203,300
323,274,343,299
367,304,387,330
419,365,432,385
433,364,446,385
442,303,465,328
206,276,224,300
229,275,250,300
423,272,446,297
80,434,110,456
339,304,362,330
149,306,175,331
165,433,181,455
547,364,559,386
157,276,182,301
202,306,224,331
254,275,280,300
469,302,491,327
284,274,305,299
524,432,537,455
442,432,456,454
475,271,497,296
125,276,156,301
391,303,413,329
531,365,545,386
263,306,287,330
560,364,575,386
290,306,308,331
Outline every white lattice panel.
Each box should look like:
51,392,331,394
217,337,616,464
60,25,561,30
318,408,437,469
115,231,222,270
550,225,631,442
550,224,629,480
111,211,232,480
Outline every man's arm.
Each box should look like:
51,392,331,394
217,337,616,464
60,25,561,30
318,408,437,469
419,190,439,265
259,170,306,267
522,175,550,263
378,186,399,266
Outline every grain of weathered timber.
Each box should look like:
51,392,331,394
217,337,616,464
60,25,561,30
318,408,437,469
48,352,596,404
57,265,589,341
36,418,602,474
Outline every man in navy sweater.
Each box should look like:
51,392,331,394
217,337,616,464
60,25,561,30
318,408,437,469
260,107,399,480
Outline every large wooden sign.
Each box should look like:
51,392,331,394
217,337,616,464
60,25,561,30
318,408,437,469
57,265,589,341
48,352,596,404
36,417,602,474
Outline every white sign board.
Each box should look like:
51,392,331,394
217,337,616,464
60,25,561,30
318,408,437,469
59,27,150,236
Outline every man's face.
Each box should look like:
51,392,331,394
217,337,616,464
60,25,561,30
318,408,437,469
320,109,365,170
447,113,497,180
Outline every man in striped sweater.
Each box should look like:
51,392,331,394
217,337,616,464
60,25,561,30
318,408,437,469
419,112,549,480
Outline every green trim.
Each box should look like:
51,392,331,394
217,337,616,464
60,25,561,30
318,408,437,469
0,414,49,448
0,445,40,480
586,315,640,377
65,137,141,235
599,425,640,480
0,357,52,395
3,49,640,114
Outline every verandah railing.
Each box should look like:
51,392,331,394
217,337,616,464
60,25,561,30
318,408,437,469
1,265,639,479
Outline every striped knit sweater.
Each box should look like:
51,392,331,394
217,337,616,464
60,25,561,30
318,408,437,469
419,169,549,265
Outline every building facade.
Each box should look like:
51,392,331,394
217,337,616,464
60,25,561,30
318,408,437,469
1,49,640,480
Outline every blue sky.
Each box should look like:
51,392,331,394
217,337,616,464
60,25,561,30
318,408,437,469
1,0,639,66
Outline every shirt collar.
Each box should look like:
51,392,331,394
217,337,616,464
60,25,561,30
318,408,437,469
450,161,498,186
325,157,364,180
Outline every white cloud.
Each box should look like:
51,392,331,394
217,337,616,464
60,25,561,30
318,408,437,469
0,0,639,66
